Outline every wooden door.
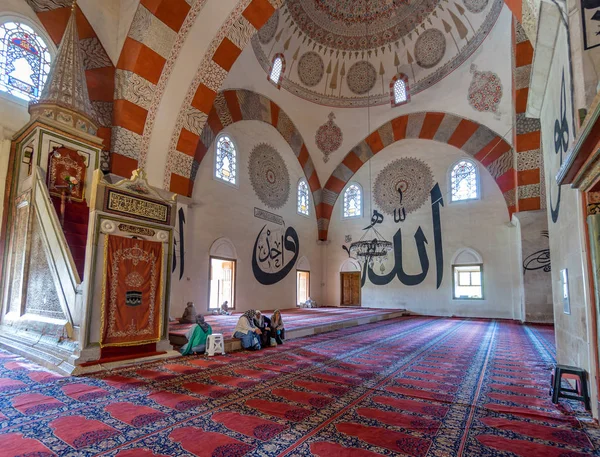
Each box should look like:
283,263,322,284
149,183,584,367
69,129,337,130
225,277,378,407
341,272,361,306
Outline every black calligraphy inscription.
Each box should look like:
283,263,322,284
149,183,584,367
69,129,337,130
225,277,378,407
523,231,551,274
550,70,569,224
358,184,444,289
172,207,186,280
252,225,300,285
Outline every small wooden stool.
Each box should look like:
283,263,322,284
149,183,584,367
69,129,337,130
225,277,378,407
205,333,225,357
551,364,591,410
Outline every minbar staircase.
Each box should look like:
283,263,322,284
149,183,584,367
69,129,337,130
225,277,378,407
51,197,89,279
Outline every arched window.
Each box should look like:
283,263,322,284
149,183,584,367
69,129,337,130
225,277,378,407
214,134,237,185
452,248,483,300
390,73,410,107
450,159,479,201
0,20,51,101
297,178,309,216
343,183,362,219
268,53,285,88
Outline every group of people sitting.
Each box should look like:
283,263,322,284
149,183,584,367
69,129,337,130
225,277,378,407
177,302,285,354
233,309,285,351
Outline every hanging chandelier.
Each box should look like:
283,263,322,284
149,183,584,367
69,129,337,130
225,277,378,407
347,3,393,266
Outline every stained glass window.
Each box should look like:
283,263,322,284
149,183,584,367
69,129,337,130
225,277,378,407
297,178,309,216
0,21,51,101
215,135,237,185
270,55,283,84
451,160,478,201
343,183,362,218
393,79,406,105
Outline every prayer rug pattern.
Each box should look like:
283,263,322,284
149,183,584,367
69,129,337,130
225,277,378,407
0,317,599,456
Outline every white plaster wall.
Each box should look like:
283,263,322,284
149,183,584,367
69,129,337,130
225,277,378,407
324,139,519,318
222,6,515,187
512,210,553,323
540,21,598,417
169,120,321,318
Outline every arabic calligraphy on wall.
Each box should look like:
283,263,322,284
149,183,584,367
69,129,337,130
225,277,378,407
550,70,569,224
252,220,300,285
523,230,551,274
343,184,445,289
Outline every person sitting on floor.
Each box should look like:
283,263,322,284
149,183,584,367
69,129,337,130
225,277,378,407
270,309,285,345
219,301,231,315
253,310,272,347
180,315,212,355
180,302,198,323
233,310,262,350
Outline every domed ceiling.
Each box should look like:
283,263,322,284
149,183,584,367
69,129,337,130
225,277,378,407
252,0,503,107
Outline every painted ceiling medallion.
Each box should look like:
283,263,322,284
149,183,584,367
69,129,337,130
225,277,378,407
315,113,343,162
373,157,434,215
414,29,446,69
252,0,503,108
464,0,490,14
346,61,378,95
286,0,439,51
298,52,325,87
258,10,279,44
468,64,503,113
248,143,290,209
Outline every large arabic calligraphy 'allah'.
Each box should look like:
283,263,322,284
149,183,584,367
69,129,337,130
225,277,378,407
252,225,300,285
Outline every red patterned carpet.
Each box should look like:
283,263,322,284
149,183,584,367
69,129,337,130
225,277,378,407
1,317,599,456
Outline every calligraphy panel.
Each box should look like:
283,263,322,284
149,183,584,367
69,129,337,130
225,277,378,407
104,189,171,224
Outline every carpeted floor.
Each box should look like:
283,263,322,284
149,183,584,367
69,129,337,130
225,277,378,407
1,317,599,456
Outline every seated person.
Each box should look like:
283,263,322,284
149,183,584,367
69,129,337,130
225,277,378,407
219,301,231,315
233,310,262,350
180,302,198,323
253,311,272,347
180,315,212,355
270,309,285,345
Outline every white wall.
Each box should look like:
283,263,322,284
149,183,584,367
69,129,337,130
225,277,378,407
539,18,598,416
324,139,520,318
169,120,321,317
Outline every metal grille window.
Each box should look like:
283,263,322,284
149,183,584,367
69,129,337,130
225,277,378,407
393,78,407,105
0,21,50,101
215,135,237,185
451,160,478,201
270,56,283,84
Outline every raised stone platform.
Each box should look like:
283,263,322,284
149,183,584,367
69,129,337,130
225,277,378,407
169,307,409,352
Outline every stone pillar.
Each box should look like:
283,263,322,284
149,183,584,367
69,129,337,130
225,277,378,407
513,209,553,322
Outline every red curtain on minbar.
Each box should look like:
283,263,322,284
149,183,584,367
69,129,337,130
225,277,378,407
101,235,163,347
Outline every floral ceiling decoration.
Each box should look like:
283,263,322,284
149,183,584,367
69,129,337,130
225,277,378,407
373,157,434,215
315,112,343,163
253,0,502,107
467,64,503,113
248,143,291,209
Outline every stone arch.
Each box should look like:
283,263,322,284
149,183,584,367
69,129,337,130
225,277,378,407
340,258,361,273
210,237,238,259
164,89,321,204
317,111,516,241
297,256,310,271
110,0,284,181
452,247,484,265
